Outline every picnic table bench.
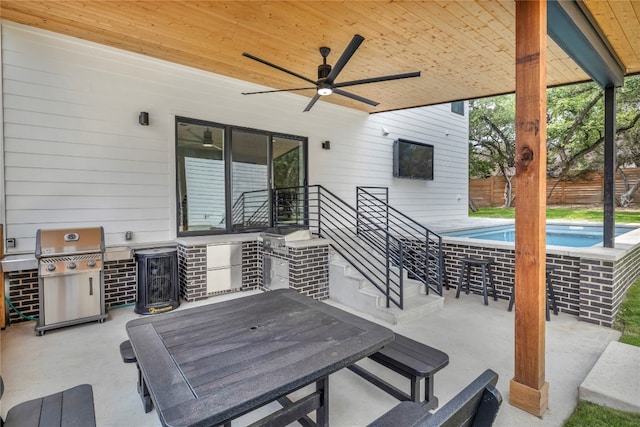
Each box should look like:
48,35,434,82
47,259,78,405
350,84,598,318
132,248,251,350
367,369,502,427
0,375,96,427
347,333,449,409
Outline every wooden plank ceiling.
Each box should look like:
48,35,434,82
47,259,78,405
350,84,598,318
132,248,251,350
1,1,638,113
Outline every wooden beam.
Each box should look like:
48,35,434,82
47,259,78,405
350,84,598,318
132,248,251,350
547,0,624,88
509,0,549,417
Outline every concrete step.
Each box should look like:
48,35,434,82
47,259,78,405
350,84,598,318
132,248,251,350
330,248,427,296
329,257,443,325
579,341,640,414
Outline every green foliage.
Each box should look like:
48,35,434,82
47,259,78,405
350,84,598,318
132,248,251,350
614,279,640,347
468,75,640,202
468,147,494,178
273,146,301,188
468,95,516,180
546,82,604,178
564,402,640,427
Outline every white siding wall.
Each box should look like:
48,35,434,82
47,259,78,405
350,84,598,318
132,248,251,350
1,22,468,253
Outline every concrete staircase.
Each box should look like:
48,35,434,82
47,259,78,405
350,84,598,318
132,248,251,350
328,249,444,325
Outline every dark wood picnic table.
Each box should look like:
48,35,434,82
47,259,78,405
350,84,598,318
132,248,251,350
125,289,394,427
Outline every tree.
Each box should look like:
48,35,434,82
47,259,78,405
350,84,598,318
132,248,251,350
614,76,640,206
546,76,640,202
468,75,640,206
469,95,517,207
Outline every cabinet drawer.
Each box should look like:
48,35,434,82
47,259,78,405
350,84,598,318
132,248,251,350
207,266,242,294
207,243,242,268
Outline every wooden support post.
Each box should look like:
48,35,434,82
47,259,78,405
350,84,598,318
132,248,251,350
509,0,549,417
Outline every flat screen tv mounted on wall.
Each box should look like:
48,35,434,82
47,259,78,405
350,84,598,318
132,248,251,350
393,139,434,180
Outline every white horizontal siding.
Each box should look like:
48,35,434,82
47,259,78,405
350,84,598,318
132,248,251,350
1,21,468,253
184,158,225,227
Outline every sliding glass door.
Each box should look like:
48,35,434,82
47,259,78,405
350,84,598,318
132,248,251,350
273,136,305,224
231,130,270,231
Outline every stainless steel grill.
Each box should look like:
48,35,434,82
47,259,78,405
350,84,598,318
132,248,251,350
260,226,312,255
260,226,311,290
35,227,107,335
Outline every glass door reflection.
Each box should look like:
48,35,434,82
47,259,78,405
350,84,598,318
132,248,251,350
273,137,305,224
231,130,270,231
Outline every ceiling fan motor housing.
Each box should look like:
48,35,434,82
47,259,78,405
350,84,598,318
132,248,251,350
317,63,331,80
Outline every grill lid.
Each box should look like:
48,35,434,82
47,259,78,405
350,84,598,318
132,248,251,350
35,227,105,258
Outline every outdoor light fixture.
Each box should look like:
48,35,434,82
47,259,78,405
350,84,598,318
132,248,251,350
202,128,214,147
317,83,333,96
138,112,149,126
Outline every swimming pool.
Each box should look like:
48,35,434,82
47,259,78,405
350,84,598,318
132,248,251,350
443,223,638,247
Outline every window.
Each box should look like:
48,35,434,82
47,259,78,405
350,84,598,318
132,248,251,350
176,117,307,235
451,101,465,116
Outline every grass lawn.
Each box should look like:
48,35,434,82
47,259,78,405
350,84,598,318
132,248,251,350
471,207,640,426
564,402,640,427
469,207,640,223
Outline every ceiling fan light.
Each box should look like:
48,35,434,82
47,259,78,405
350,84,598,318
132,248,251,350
317,84,333,96
203,128,214,147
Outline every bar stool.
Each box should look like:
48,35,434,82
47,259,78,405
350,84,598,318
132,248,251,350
508,265,559,321
455,257,497,305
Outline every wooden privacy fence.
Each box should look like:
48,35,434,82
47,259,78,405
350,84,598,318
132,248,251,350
470,168,640,207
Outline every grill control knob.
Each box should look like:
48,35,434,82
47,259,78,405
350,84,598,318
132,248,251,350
68,262,77,270
88,260,96,268
47,264,56,272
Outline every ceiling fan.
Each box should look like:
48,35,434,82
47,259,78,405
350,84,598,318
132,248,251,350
241,34,421,112
186,127,221,150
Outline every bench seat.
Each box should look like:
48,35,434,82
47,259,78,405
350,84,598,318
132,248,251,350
120,339,137,363
119,339,152,413
1,378,96,427
348,334,449,409
368,369,502,427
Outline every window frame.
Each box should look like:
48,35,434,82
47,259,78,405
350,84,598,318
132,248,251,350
175,116,308,237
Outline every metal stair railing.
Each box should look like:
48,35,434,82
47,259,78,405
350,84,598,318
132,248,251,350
274,185,406,309
356,186,445,295
230,189,270,229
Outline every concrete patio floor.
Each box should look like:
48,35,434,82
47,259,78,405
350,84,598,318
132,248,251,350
1,288,620,427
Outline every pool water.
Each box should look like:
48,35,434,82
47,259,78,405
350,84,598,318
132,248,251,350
444,224,637,247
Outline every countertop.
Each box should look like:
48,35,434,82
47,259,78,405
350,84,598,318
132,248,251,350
0,233,329,272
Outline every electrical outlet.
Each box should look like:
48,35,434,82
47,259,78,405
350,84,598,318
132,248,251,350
6,238,16,248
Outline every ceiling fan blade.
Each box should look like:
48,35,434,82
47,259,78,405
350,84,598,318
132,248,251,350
303,93,321,112
186,128,203,141
242,87,316,95
242,52,317,86
333,88,379,107
334,71,421,88
324,34,365,85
